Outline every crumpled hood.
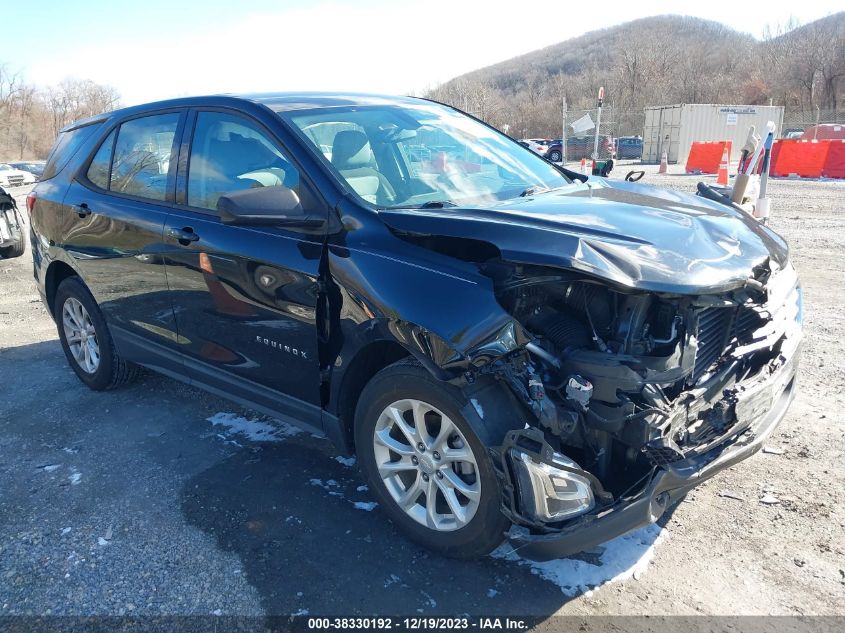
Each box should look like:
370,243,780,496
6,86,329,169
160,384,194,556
379,178,789,294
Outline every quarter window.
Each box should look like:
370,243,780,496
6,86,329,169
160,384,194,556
86,130,116,190
110,113,180,202
187,111,299,212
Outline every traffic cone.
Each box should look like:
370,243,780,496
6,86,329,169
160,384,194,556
580,158,587,174
716,147,730,185
658,150,668,174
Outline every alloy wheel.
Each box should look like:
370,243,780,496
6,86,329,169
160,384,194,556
372,398,481,531
62,297,100,374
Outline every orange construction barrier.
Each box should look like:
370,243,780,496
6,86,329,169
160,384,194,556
716,146,730,185
686,141,732,174
821,140,845,179
770,139,830,178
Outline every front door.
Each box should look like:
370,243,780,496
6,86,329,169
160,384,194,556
163,109,325,429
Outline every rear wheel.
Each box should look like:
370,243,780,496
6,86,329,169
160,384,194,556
54,277,140,390
0,228,24,259
355,361,509,558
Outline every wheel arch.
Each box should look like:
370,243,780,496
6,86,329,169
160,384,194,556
45,260,80,316
330,339,411,453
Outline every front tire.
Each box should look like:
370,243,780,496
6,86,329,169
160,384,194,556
549,150,562,162
355,361,509,558
54,277,140,390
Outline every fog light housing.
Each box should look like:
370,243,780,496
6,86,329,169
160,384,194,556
511,450,595,522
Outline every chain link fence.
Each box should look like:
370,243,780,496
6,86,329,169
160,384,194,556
551,107,645,165
781,109,845,138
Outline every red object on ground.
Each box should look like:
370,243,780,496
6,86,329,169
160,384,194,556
716,147,730,185
821,140,845,179
686,141,731,174
770,140,830,178
800,124,845,141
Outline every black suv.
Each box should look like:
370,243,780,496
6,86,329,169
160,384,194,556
30,93,802,560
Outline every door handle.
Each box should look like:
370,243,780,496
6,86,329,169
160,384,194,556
72,203,91,218
168,226,200,245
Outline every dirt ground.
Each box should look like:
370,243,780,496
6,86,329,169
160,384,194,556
0,167,843,619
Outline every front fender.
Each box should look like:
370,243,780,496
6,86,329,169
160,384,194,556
327,239,529,381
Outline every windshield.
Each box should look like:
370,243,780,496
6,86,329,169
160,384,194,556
0,164,11,171
281,101,570,209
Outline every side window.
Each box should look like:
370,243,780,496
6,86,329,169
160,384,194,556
187,111,300,212
86,130,116,190
110,113,180,202
42,122,102,181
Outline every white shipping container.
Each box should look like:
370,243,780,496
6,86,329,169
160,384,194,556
642,104,784,164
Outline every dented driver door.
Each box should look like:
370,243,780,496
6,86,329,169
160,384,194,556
162,108,326,428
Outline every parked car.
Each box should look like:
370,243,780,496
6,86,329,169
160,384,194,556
800,124,845,140
544,135,615,162
9,160,46,180
0,186,25,258
29,93,802,561
0,163,37,188
615,136,643,159
517,139,547,155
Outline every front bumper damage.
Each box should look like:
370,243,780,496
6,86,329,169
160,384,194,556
498,328,801,562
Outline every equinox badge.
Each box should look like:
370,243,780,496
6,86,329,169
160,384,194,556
256,335,308,360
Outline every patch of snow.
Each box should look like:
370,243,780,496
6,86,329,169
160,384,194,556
293,608,310,616
487,588,499,598
356,485,368,492
212,609,223,616
207,412,302,443
97,537,109,546
384,574,401,588
42,464,61,472
353,501,378,511
285,515,302,524
421,591,437,608
309,478,344,497
470,398,484,419
492,524,665,597
335,455,356,467
69,472,82,485
61,527,72,535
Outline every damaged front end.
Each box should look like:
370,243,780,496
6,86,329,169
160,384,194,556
477,258,803,560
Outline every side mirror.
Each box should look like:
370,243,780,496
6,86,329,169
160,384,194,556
216,186,324,228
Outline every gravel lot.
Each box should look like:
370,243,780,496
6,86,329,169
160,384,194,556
1,168,843,618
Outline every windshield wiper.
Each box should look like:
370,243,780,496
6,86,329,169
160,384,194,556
417,200,457,209
519,186,550,197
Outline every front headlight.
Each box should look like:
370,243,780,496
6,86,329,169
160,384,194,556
510,449,595,522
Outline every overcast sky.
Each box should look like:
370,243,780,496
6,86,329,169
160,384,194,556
3,0,841,105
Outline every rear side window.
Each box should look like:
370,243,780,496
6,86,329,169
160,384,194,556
110,113,180,202
86,130,116,189
41,123,102,181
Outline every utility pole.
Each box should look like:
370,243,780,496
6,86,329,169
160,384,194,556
561,96,567,164
593,86,604,161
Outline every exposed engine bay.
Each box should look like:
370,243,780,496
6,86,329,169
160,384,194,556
475,258,803,529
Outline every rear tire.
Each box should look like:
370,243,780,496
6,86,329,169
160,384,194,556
355,360,509,558
54,277,140,390
0,232,24,259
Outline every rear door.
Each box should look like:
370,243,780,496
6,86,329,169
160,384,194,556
162,108,326,430
60,110,186,367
